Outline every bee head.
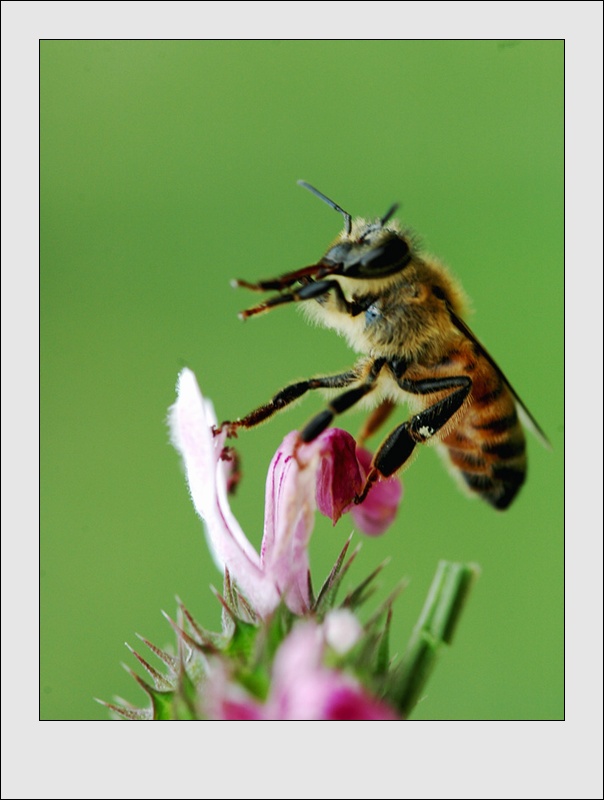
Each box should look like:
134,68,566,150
298,180,412,280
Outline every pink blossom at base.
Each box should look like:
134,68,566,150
215,697,263,721
209,617,399,721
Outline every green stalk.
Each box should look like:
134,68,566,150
393,560,480,718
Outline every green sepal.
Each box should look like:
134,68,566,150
224,617,260,662
151,689,177,720
341,558,389,610
313,536,359,615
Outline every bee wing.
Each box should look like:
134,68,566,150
449,311,551,450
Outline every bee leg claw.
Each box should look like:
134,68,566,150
354,468,379,504
212,422,239,439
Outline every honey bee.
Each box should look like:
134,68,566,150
217,181,549,510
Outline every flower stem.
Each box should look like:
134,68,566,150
393,560,480,718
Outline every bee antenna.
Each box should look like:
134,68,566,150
297,180,352,235
381,202,399,226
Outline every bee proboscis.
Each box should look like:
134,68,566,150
217,181,549,510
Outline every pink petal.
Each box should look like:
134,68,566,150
312,431,403,535
260,432,320,615
168,369,279,616
351,447,403,536
314,429,364,524
260,430,374,614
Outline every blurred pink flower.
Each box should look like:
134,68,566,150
169,368,402,618
208,612,399,721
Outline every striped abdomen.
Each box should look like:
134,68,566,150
439,361,526,510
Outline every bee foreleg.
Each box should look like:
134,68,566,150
299,358,387,442
239,279,359,320
215,369,358,437
355,375,472,503
233,263,336,293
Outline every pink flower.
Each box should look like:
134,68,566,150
168,369,402,618
207,612,399,721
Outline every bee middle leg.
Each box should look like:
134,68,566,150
356,375,472,503
299,358,387,442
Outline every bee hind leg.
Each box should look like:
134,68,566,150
355,374,472,503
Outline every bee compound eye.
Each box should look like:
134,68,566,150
345,236,411,278
363,237,410,272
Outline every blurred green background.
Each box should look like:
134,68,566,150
41,40,563,720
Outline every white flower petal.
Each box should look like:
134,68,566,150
169,369,279,614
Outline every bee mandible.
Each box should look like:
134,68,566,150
216,181,549,510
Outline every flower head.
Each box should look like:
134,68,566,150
168,368,402,616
